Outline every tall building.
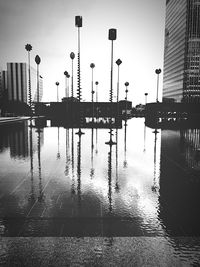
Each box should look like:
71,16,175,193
0,70,7,99
163,0,200,103
7,62,43,104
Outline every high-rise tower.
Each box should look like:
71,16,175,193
163,0,200,103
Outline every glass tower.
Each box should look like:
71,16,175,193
163,0,200,103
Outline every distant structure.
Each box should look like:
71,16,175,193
4,63,43,103
0,70,7,99
163,0,200,103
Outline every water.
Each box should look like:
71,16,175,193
0,118,200,266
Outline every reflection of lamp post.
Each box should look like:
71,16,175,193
70,52,75,98
55,81,59,102
35,55,41,103
116,59,122,103
155,68,161,102
108,28,117,102
25,44,32,110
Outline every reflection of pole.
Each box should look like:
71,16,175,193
123,119,127,168
152,128,158,192
65,128,70,176
107,141,113,213
90,127,94,178
95,128,98,154
29,121,35,202
71,128,75,195
115,129,119,192
77,134,82,210
37,127,44,202
143,123,147,152
57,127,60,159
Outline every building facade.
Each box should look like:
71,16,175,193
7,62,43,104
0,70,7,100
163,0,200,103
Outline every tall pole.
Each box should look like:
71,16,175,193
55,81,59,102
75,15,84,135
90,63,95,102
25,44,32,113
35,55,41,103
106,29,117,146
116,59,122,103
70,52,75,98
125,82,129,118
145,92,148,105
95,81,99,102
155,68,161,102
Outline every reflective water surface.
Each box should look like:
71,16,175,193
0,118,200,266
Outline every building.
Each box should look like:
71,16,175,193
7,62,43,104
0,70,7,99
163,0,200,103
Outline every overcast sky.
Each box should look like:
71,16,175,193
0,0,166,105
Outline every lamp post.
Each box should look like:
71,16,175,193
70,52,75,98
125,82,129,118
64,71,70,98
116,58,122,103
75,16,82,102
95,81,99,102
35,55,41,103
106,28,117,146
55,81,59,102
155,68,161,102
25,44,32,110
145,92,148,105
90,63,95,102
108,28,117,102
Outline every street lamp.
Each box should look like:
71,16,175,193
90,63,95,102
108,28,117,102
75,16,84,135
145,92,148,105
64,71,70,98
116,58,122,103
95,81,99,102
35,55,41,103
155,68,161,102
25,43,32,110
70,52,75,98
55,81,59,102
125,82,129,100
125,82,129,119
75,16,82,102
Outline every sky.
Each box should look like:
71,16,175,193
0,0,166,105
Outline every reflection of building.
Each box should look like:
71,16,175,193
181,129,200,171
163,0,200,103
0,121,43,159
6,63,43,103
